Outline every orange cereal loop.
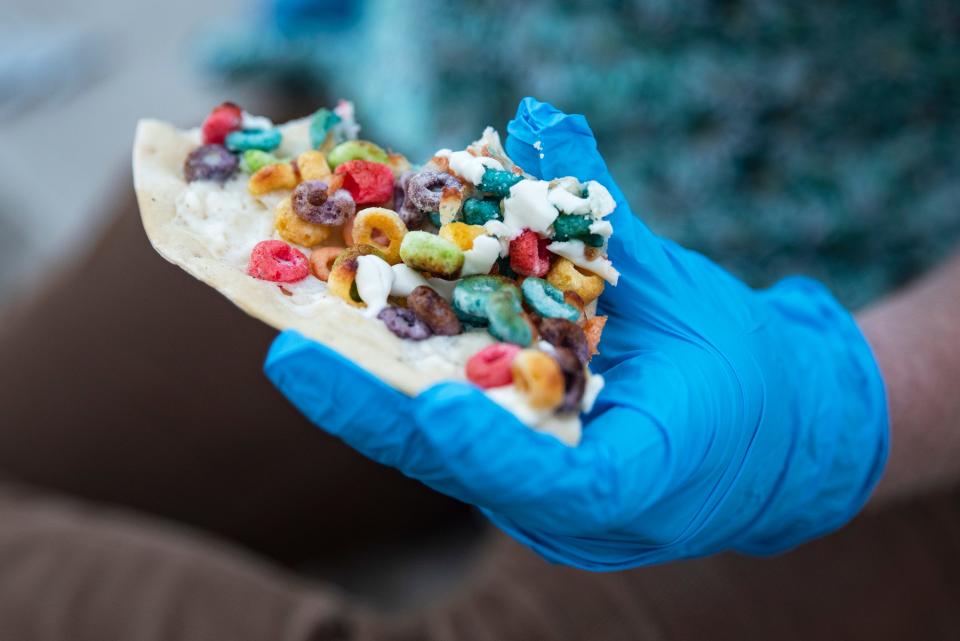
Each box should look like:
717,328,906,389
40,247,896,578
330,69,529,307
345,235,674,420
326,173,345,195
546,257,605,304
275,196,331,247
511,349,564,411
249,162,298,196
309,246,344,282
296,150,331,181
583,315,608,358
438,222,486,251
351,207,408,264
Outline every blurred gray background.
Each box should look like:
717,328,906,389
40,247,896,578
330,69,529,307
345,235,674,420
0,0,244,308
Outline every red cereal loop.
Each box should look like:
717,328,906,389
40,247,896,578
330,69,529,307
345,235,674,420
202,102,243,145
247,240,310,283
334,160,395,206
509,229,552,277
466,343,522,389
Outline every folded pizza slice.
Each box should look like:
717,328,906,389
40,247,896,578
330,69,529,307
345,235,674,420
133,101,619,445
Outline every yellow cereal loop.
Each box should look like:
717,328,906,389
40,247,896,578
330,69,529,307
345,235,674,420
546,257,605,304
438,222,486,251
296,150,332,181
351,207,408,264
275,197,331,247
249,162,298,196
328,244,388,307
511,349,564,410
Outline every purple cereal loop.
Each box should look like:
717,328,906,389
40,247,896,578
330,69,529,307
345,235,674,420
292,181,355,225
323,189,356,224
406,170,462,213
393,171,425,226
378,306,432,341
394,171,412,212
183,144,238,183
399,199,425,227
552,346,587,412
292,180,329,223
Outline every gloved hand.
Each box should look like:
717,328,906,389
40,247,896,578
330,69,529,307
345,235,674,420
265,97,889,570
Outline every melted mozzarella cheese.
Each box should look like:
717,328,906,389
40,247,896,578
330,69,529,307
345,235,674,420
356,254,394,317
502,180,558,235
461,235,501,276
546,240,620,285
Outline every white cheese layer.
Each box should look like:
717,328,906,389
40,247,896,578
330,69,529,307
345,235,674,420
589,219,614,239
483,220,518,253
461,235,501,276
241,111,274,131
546,240,621,285
502,180,558,235
585,181,616,218
582,374,605,413
356,254,395,318
174,176,493,390
546,180,616,218
435,149,504,185
390,263,430,297
485,386,583,446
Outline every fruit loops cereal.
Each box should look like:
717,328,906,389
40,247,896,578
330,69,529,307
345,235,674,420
181,101,621,431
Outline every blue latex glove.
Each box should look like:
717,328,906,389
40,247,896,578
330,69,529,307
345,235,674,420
265,98,889,570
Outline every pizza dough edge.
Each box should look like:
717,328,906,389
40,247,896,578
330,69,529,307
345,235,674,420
132,118,447,397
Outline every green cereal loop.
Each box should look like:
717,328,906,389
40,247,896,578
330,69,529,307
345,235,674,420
552,214,593,241
309,108,341,149
225,128,282,152
327,140,390,169
521,278,581,322
452,275,519,325
462,198,503,225
478,168,522,197
486,290,534,346
399,231,464,279
240,150,283,174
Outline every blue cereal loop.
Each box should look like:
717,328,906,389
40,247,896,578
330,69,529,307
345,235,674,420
225,128,282,152
521,277,581,322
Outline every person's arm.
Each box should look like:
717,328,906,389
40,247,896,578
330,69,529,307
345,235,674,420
859,252,960,505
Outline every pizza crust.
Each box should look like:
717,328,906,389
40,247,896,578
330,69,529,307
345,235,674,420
133,118,488,396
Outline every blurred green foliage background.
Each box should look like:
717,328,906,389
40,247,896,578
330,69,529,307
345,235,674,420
207,0,960,307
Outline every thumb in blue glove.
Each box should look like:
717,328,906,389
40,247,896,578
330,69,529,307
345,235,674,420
265,97,889,570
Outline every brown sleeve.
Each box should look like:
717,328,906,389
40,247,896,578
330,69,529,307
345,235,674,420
0,482,353,641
